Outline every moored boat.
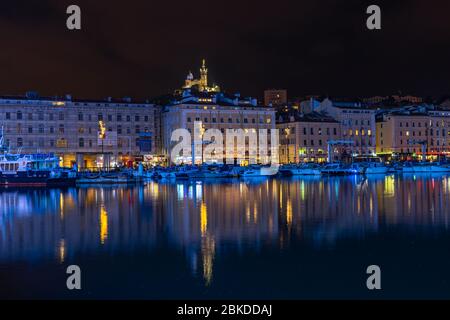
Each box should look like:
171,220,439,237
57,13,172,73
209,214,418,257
279,163,322,176
352,156,389,175
401,162,450,173
321,163,358,176
76,171,137,184
0,153,76,187
241,165,279,177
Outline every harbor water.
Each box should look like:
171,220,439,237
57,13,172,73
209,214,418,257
1,174,450,299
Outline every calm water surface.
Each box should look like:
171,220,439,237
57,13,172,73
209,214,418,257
1,174,450,299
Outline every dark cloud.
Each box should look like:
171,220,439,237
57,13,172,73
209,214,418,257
0,0,448,100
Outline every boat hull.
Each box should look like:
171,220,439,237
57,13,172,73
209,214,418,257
282,169,321,176
0,171,76,187
364,167,389,175
402,165,450,173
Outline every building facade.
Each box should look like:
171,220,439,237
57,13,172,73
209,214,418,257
277,113,341,164
0,93,161,169
376,106,450,160
318,98,377,157
163,62,276,165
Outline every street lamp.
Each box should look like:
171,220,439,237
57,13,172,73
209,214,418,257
284,127,290,164
98,120,106,168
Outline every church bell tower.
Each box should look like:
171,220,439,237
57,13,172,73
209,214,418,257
199,59,208,91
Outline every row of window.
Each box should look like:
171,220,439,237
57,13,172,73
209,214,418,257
397,129,450,137
2,111,153,122
3,124,151,135
187,117,272,124
343,129,373,136
299,127,338,136
380,148,450,153
380,139,450,147
83,113,152,122
342,119,372,126
7,138,142,148
398,121,449,128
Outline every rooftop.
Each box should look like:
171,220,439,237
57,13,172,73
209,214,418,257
0,92,153,105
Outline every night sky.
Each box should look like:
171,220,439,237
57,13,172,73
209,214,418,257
0,0,449,100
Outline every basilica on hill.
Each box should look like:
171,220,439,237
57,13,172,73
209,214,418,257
181,59,221,93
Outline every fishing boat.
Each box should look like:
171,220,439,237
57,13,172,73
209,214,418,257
279,163,322,176
0,153,77,187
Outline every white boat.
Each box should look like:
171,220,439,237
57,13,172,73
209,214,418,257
241,165,279,177
352,156,389,175
351,162,389,175
321,163,358,176
279,164,322,176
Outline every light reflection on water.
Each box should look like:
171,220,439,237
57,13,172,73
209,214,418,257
1,174,450,298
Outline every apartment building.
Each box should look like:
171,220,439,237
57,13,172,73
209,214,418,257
0,92,161,169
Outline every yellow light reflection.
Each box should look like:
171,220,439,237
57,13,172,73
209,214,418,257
59,193,64,219
279,186,283,209
201,235,215,286
151,183,159,198
100,205,108,244
286,199,292,227
200,202,208,236
384,175,395,197
59,239,66,263
301,181,306,201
